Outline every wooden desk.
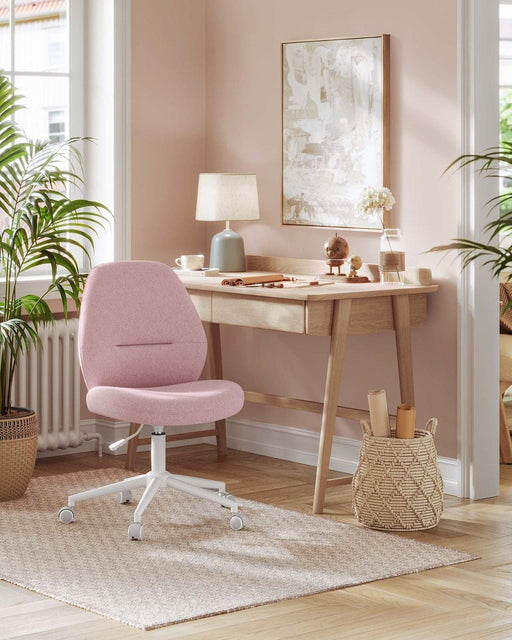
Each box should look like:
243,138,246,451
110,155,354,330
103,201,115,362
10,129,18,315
179,255,438,514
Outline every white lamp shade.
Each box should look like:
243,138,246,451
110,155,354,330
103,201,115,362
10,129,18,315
195,173,260,222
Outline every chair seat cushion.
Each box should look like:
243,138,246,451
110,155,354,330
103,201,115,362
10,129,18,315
86,379,244,427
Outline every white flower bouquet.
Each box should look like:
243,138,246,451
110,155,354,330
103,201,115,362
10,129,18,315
357,186,396,218
357,186,404,283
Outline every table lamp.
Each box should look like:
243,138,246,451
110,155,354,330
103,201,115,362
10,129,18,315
195,173,260,271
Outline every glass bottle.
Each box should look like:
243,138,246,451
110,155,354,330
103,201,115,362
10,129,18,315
379,228,405,284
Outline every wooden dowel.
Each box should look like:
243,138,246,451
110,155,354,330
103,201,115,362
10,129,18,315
165,429,217,442
244,390,397,426
326,476,353,486
125,422,140,471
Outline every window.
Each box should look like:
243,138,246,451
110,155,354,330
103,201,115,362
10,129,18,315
48,108,65,143
500,3,512,230
0,0,129,278
0,0,71,142
501,4,512,138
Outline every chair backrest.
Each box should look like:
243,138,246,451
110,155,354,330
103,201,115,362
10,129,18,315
79,261,207,390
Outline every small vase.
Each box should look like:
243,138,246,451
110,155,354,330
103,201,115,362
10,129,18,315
379,228,405,284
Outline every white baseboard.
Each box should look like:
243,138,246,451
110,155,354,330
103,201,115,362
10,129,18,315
37,419,215,459
39,416,462,497
224,417,462,498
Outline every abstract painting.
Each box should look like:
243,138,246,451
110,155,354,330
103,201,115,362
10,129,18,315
282,35,390,229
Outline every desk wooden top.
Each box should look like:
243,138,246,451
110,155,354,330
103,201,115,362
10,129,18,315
176,270,439,302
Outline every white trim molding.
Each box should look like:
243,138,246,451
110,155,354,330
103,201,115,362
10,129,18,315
35,419,215,458
457,0,500,498
113,0,131,261
225,418,462,498
49,418,462,497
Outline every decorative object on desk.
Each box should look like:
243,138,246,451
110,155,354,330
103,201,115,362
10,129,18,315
221,273,286,286
379,228,406,284
396,403,416,439
338,255,371,283
353,418,444,531
349,255,363,277
220,274,334,288
323,233,349,275
175,254,205,270
282,35,390,229
356,184,395,228
0,73,108,501
356,186,405,284
195,173,260,272
367,389,391,437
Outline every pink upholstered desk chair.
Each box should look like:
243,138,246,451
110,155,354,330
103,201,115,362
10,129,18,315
58,261,246,540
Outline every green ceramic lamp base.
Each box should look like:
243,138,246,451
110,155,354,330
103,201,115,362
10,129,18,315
209,228,246,272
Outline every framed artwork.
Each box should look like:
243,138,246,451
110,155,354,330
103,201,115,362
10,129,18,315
282,35,390,230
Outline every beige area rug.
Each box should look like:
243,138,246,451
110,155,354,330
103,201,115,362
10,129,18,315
0,469,476,630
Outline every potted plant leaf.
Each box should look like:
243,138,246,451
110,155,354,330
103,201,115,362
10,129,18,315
430,145,512,274
0,73,108,501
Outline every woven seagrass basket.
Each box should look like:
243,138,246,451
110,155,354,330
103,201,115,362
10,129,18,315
352,418,443,531
0,409,38,501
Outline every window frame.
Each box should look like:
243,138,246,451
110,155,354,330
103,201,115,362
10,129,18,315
2,0,84,277
0,0,130,294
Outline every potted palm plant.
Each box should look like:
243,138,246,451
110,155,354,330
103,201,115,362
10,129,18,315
430,145,512,274
0,73,108,501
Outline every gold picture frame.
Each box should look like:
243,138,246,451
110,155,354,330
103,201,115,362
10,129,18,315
282,34,390,230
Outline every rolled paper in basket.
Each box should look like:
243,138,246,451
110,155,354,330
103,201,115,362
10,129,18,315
396,404,416,439
367,389,391,437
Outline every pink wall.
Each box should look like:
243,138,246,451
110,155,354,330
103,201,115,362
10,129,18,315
130,0,207,264
81,0,208,422
204,0,460,456
126,0,459,457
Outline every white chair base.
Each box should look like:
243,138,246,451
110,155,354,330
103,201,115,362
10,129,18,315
58,432,247,539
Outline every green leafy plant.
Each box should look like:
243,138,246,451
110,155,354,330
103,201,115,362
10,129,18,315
0,73,108,415
430,143,512,278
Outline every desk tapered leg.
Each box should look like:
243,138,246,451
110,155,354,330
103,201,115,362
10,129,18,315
204,322,228,457
392,294,415,405
313,298,352,514
125,422,141,470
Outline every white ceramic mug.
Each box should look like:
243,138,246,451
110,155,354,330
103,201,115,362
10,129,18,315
175,254,205,270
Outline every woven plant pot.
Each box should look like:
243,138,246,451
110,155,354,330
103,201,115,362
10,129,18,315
352,418,443,531
0,409,38,501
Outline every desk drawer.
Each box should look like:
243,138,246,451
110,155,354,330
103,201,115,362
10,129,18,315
306,295,428,336
212,293,305,333
349,294,427,335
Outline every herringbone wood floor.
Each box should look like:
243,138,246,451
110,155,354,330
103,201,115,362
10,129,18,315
1,445,511,640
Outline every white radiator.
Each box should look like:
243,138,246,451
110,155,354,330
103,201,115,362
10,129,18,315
13,318,102,454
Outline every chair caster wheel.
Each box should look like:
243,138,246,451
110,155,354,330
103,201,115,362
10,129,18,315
118,490,132,504
229,513,247,531
58,507,74,524
128,523,143,540
219,491,235,508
